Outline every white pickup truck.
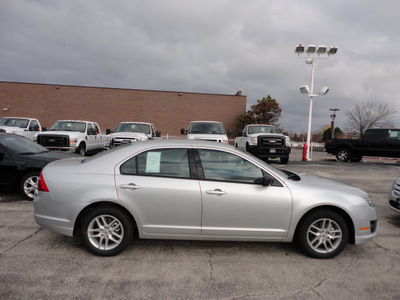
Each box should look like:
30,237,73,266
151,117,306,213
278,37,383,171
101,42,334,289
0,117,42,140
181,121,231,143
36,120,105,155
234,124,291,164
105,122,161,147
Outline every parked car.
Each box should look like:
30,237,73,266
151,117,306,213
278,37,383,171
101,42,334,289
388,177,400,213
181,121,231,143
36,120,105,155
105,122,161,148
34,140,378,258
0,133,75,199
0,117,42,140
325,128,400,162
234,124,291,164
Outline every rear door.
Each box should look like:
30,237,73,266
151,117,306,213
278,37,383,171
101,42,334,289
115,147,202,235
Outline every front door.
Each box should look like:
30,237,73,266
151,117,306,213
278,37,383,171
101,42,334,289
196,149,292,237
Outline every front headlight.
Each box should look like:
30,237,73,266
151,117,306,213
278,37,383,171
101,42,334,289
70,138,77,146
249,137,257,145
285,136,291,147
362,194,375,207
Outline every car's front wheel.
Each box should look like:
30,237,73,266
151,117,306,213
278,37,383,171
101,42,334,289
79,206,134,256
296,210,349,259
20,171,40,200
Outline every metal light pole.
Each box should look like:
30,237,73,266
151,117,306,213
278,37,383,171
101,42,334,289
295,44,338,160
330,108,339,138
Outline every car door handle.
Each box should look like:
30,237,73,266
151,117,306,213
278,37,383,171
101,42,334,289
120,183,141,191
206,189,226,196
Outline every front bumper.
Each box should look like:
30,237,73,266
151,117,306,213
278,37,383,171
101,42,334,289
247,146,291,158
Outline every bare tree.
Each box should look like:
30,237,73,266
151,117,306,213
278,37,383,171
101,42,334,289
346,102,397,138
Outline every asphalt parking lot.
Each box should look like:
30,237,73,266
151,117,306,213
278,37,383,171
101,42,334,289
1,155,400,300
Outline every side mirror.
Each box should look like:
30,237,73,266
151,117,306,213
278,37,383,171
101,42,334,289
180,128,186,135
227,129,232,136
254,176,273,186
0,152,4,160
284,132,289,136
156,130,161,137
106,129,111,135
42,127,47,131
238,130,243,136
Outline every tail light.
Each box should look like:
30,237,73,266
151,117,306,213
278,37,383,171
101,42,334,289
38,172,49,193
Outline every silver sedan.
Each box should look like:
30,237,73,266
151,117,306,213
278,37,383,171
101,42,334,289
34,140,378,258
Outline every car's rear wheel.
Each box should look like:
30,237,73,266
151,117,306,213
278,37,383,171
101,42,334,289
80,206,133,256
296,210,349,259
336,148,351,162
20,171,40,200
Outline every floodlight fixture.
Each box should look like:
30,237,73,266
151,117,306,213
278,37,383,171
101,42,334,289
300,85,310,94
328,46,338,55
319,86,329,95
295,44,305,53
307,45,316,53
317,45,327,54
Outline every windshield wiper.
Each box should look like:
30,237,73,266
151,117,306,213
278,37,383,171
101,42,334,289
281,170,301,181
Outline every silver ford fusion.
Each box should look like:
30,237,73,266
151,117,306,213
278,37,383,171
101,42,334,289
34,140,378,258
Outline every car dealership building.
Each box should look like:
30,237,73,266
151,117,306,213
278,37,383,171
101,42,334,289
0,81,246,136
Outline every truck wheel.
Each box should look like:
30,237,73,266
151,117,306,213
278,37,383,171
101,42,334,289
350,155,362,162
280,157,289,164
77,143,86,156
336,148,351,162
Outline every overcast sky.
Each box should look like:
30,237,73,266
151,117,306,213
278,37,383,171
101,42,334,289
1,1,399,132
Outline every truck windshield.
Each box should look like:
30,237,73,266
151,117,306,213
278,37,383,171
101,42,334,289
114,123,151,134
0,118,29,128
49,121,86,133
188,122,225,134
248,126,281,134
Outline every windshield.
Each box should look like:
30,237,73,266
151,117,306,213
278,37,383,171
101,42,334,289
188,122,225,134
49,121,86,133
248,126,281,134
0,118,29,128
114,123,151,134
0,135,48,154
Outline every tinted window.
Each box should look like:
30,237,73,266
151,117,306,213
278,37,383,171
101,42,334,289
198,149,263,183
121,148,190,178
389,130,400,140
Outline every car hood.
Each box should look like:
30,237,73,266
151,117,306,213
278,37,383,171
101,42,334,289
187,134,228,141
248,133,284,137
109,132,148,139
0,126,24,132
39,131,82,136
288,172,368,198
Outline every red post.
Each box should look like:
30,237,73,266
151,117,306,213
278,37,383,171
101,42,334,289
302,143,308,161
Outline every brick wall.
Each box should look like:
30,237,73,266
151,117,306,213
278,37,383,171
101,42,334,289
0,82,246,136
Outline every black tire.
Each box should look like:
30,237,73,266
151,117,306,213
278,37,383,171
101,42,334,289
76,143,86,156
280,157,289,164
336,148,351,162
350,155,362,162
79,206,134,256
295,210,349,259
20,171,40,200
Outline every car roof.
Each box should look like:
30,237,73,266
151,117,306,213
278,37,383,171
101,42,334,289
189,121,223,124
